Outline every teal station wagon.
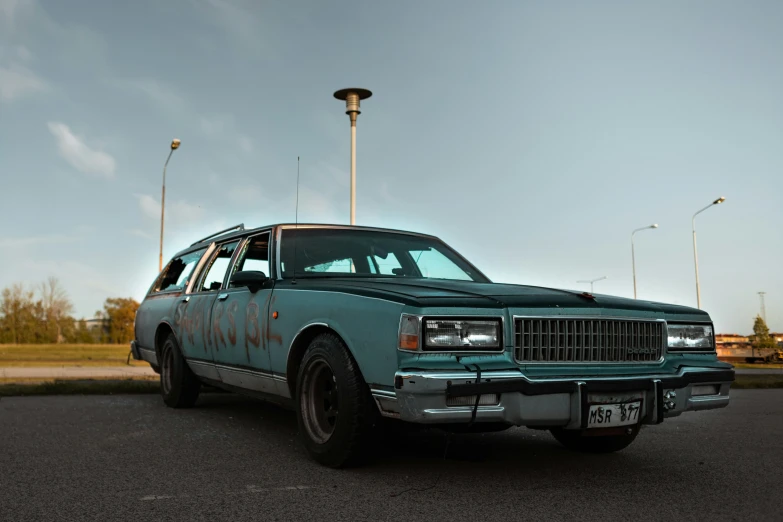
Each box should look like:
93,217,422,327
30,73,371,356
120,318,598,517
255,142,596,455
131,223,734,467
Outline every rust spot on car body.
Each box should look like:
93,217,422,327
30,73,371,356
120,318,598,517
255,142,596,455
227,301,239,345
212,302,225,350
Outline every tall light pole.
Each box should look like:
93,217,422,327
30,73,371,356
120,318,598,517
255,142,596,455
692,196,726,309
159,138,181,273
577,276,607,294
631,224,658,299
334,88,372,225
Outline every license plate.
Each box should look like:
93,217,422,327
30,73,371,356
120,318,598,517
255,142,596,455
587,401,642,428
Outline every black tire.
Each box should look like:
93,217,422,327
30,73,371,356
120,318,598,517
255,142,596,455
159,333,200,408
550,425,640,454
295,333,377,468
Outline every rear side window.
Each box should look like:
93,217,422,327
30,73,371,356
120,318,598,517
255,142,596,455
197,241,240,292
155,248,207,293
232,233,270,277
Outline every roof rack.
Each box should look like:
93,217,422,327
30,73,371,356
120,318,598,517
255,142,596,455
191,223,245,246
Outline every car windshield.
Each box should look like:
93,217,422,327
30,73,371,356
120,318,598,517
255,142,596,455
278,228,489,282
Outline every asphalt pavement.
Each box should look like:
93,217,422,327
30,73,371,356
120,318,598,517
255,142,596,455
1,389,781,522
733,368,783,375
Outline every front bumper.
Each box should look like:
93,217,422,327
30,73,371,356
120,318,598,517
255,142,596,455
372,367,733,428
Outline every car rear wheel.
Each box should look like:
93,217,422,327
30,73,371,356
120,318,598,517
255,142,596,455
160,333,200,408
549,425,641,453
296,333,376,468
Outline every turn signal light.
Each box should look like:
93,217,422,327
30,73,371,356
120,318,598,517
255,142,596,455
398,314,420,351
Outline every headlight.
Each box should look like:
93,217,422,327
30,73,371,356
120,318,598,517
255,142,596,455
424,319,500,351
398,315,503,352
667,324,714,351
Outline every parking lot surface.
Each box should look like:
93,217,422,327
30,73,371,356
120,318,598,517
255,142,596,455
1,389,780,521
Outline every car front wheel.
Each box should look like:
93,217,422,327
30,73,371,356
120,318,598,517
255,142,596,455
549,425,641,453
296,333,376,468
159,333,200,408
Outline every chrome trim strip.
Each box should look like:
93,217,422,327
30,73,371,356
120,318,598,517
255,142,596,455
184,243,217,295
214,363,287,382
397,366,730,384
287,322,329,355
511,315,667,365
370,389,397,399
187,359,220,381
216,365,286,397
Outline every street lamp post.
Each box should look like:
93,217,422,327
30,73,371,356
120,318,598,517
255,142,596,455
333,88,372,225
631,224,659,299
577,276,607,294
692,196,726,309
159,138,181,273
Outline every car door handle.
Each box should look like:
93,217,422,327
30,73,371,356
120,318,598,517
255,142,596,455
181,296,190,303
217,293,229,301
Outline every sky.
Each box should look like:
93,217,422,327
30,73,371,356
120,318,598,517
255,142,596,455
0,0,781,334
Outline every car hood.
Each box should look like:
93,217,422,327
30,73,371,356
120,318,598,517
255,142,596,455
294,277,708,317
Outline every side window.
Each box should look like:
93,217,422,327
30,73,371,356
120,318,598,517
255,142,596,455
373,252,402,275
197,241,240,292
156,248,207,292
233,233,270,277
409,248,473,280
305,258,353,273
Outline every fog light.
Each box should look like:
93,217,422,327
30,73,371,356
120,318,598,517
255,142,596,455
691,384,719,396
663,390,677,412
445,394,500,407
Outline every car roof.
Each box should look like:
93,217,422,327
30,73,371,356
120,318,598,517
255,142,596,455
172,223,440,258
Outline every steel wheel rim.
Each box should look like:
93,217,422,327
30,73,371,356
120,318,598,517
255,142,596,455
301,359,339,444
161,344,173,395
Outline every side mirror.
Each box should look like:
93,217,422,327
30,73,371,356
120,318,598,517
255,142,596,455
229,270,269,293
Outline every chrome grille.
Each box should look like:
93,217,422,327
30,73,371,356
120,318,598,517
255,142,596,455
514,318,664,363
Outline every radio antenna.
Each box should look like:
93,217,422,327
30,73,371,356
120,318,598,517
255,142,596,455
292,156,300,285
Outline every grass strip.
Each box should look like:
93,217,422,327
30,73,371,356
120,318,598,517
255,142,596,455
0,344,147,367
0,378,160,397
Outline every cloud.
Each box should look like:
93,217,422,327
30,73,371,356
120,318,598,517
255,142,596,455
0,63,46,101
197,0,270,55
227,184,267,205
0,44,31,61
0,0,24,27
200,115,229,136
47,122,116,178
119,78,186,111
128,229,152,240
14,44,30,61
0,234,75,248
135,193,205,224
199,113,254,153
238,135,253,153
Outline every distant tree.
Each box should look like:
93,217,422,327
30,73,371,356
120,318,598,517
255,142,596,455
39,277,74,343
0,283,37,344
67,318,99,344
102,298,140,344
751,316,777,355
